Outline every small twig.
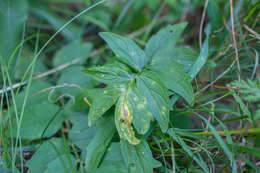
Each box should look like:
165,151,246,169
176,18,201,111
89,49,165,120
243,24,260,39
84,97,91,107
199,0,209,48
230,0,241,82
223,18,242,37
213,85,239,90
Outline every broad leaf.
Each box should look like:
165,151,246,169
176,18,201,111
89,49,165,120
0,0,28,62
122,81,153,135
14,48,47,80
57,66,96,97
120,140,161,173
27,138,76,173
145,22,187,58
85,113,116,172
86,84,122,126
30,3,82,41
156,47,198,72
53,40,93,67
115,86,140,145
149,59,194,105
82,9,112,31
83,61,134,85
115,75,171,144
134,75,170,133
13,80,63,140
99,32,149,72
68,114,96,150
92,143,127,173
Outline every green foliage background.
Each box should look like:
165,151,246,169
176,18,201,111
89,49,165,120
0,0,259,172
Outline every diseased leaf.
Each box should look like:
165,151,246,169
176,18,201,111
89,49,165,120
149,59,194,105
120,140,161,173
85,113,116,172
83,61,134,84
135,74,170,132
115,87,140,145
145,22,187,58
124,81,153,134
99,32,149,72
86,84,122,126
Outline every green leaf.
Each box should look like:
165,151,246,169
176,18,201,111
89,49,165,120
166,47,198,72
15,101,61,139
145,22,187,59
13,80,63,140
92,143,127,173
53,40,93,67
115,86,141,145
135,74,170,132
149,59,194,105
30,3,82,41
68,114,96,150
83,61,134,85
57,66,96,96
207,1,222,31
82,9,112,31
44,154,76,173
86,84,122,126
99,32,149,72
122,81,153,135
14,48,47,80
0,0,28,62
85,113,116,172
27,138,76,173
120,140,161,173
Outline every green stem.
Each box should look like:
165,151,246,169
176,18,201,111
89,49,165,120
195,128,260,136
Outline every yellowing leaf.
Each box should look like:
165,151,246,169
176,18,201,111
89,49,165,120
115,89,140,145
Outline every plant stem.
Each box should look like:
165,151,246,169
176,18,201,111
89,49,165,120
195,128,260,136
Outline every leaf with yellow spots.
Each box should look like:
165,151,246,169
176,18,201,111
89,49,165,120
126,82,153,135
149,58,194,105
86,84,122,126
115,90,140,145
136,74,170,132
83,61,133,85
